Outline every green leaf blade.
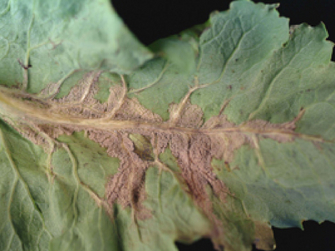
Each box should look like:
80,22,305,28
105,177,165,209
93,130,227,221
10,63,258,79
0,0,153,93
1,1,335,251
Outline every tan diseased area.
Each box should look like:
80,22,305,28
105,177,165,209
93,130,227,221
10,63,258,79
0,71,311,239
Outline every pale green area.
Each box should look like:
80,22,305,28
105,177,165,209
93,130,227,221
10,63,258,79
213,139,335,229
113,167,211,251
1,0,335,251
0,126,210,251
0,0,152,93
128,4,335,247
128,1,290,121
94,72,123,103
0,126,120,251
127,56,194,121
160,148,257,251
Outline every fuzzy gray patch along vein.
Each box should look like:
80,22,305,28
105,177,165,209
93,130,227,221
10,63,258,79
0,72,312,232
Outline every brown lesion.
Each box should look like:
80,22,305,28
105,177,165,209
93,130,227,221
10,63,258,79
102,75,128,120
0,72,325,242
88,130,152,220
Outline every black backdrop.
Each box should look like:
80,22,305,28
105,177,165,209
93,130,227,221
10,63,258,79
111,0,335,250
112,0,335,59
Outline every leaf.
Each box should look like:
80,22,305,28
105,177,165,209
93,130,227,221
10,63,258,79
0,0,153,93
0,0,335,251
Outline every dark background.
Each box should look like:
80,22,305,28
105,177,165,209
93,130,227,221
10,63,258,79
113,0,335,59
112,0,335,250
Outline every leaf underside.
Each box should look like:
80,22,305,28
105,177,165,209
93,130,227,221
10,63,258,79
0,0,335,251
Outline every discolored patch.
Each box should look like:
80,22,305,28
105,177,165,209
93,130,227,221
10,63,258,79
169,100,203,128
129,134,155,161
0,71,313,242
88,130,151,220
253,222,276,250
